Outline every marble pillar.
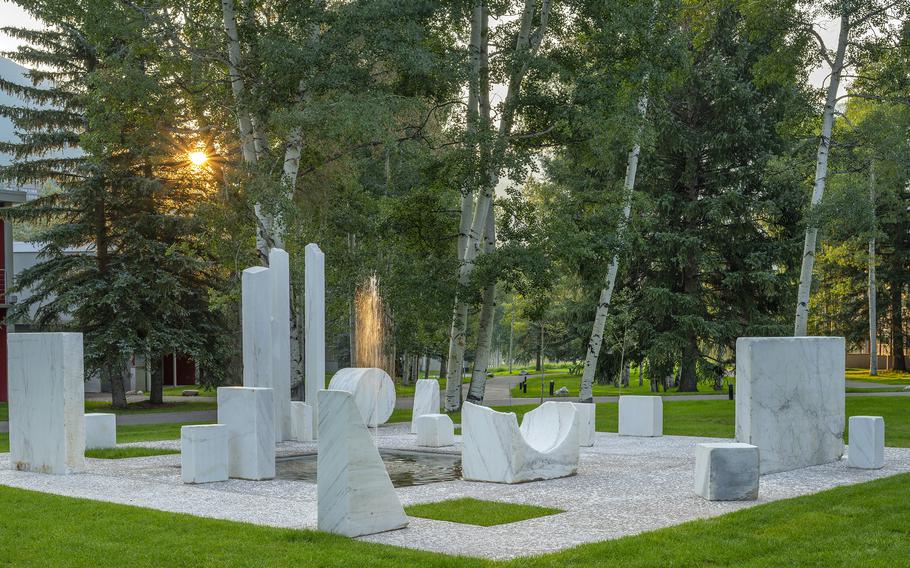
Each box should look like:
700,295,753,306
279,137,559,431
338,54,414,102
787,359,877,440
847,416,884,469
84,413,116,450
8,333,85,474
735,337,845,474
269,248,292,442
317,390,408,537
242,265,273,390
290,401,314,442
571,402,596,447
181,424,229,484
328,368,396,427
217,387,275,480
305,243,326,438
410,379,440,434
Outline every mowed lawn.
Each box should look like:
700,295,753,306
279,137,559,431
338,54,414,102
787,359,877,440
0,473,909,566
508,372,725,398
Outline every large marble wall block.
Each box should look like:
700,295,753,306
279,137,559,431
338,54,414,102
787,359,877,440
410,379,440,434
84,413,116,450
305,244,326,437
571,402,596,447
694,443,759,501
317,390,408,537
618,396,663,437
242,266,273,391
415,414,455,447
217,387,275,480
8,333,86,474
462,402,579,484
847,416,884,470
735,337,845,474
269,248,292,442
290,401,314,442
181,424,229,484
328,368,396,427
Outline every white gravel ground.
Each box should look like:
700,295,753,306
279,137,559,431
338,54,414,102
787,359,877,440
2,423,909,560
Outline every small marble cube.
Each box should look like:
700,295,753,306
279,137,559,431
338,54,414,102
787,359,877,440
619,396,663,437
572,402,596,447
415,414,455,447
847,416,884,469
85,413,117,450
694,442,759,501
290,401,314,442
181,424,229,484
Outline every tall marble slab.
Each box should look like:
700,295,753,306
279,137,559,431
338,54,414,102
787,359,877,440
217,387,275,480
8,333,86,474
269,248,292,441
410,379,440,434
735,337,845,474
242,266,273,389
305,243,326,437
317,390,408,537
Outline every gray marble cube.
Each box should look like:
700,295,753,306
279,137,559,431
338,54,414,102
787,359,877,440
847,416,884,469
694,442,759,501
181,424,229,484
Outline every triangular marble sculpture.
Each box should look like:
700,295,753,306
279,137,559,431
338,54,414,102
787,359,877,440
317,390,408,537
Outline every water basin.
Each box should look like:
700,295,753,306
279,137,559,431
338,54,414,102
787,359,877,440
276,449,462,488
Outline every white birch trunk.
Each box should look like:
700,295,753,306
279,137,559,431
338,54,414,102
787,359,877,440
578,94,648,403
868,163,877,375
793,13,850,336
466,206,497,402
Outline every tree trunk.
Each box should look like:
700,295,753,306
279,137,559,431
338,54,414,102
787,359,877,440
423,353,430,380
892,282,906,371
579,94,648,402
794,13,850,336
466,208,497,402
868,163,877,375
438,352,448,381
150,354,164,405
107,356,130,409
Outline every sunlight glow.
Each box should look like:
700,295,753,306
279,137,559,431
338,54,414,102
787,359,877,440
188,151,208,167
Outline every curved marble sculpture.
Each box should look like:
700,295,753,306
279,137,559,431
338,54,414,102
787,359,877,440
328,368,396,427
410,379,440,434
462,401,579,484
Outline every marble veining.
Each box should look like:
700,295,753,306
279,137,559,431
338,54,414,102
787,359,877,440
694,442,759,501
572,403,596,447
410,379,440,434
847,416,884,469
217,387,275,480
328,368,396,427
181,424,229,484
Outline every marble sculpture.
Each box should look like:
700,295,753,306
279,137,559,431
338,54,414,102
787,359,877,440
327,368,396,427
462,401,579,483
317,389,408,537
305,243,326,437
181,424,229,484
410,379,440,434
415,414,455,447
290,401,314,442
571,402,596,447
694,442,759,501
84,413,116,450
618,395,663,437
269,248,293,441
735,336,845,474
8,333,86,474
217,387,275,480
847,416,884,469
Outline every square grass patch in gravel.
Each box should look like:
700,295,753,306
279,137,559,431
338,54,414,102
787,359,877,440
405,497,563,527
85,447,180,459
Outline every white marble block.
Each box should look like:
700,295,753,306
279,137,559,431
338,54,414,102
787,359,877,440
572,402,596,447
328,368,396,427
217,387,275,480
410,379,440,434
305,243,326,438
269,248,292,442
8,333,86,474
181,424,229,484
462,402,579,484
84,413,116,450
618,396,663,437
317,390,408,537
847,416,884,469
694,442,759,501
735,337,845,474
290,401,314,442
415,414,455,447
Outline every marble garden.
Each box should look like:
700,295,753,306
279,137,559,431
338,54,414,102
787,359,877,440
2,245,910,560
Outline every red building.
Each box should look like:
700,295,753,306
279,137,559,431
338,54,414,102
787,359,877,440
0,190,28,402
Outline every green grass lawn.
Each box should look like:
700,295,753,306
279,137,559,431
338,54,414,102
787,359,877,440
85,447,180,459
846,368,910,385
162,385,217,397
0,421,211,454
405,498,563,527
395,375,465,397
509,372,726,398
1,473,909,566
0,400,215,422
